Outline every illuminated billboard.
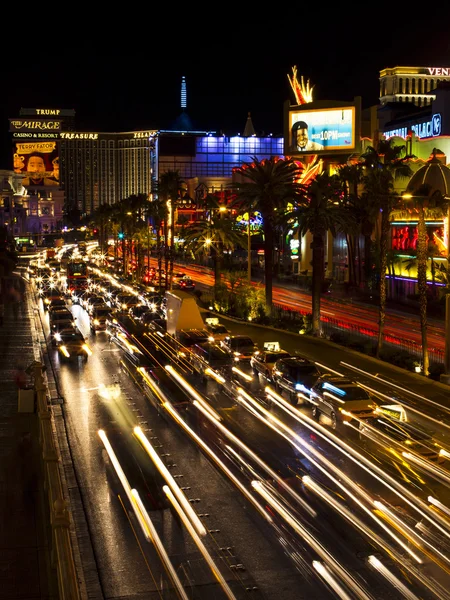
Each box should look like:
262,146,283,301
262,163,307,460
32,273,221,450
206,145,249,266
14,141,59,187
289,107,355,152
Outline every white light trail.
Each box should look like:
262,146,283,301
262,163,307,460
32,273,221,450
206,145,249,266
134,426,206,537
252,481,373,600
231,366,253,381
368,555,421,600
98,429,150,540
131,489,190,600
312,561,353,600
165,364,222,422
163,485,238,600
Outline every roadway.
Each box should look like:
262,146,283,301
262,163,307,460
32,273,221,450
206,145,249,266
31,269,450,600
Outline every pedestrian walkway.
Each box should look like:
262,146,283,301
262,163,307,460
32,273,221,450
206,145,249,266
0,272,59,600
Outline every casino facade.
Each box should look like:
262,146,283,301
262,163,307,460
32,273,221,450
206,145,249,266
1,66,450,296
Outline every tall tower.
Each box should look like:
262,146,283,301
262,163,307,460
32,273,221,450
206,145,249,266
181,76,187,110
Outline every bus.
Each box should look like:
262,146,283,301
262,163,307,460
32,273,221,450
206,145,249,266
66,260,89,292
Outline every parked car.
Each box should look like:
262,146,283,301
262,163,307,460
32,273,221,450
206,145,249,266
221,335,258,365
307,374,378,429
190,341,233,379
272,355,321,404
204,317,231,342
250,342,291,380
54,327,92,362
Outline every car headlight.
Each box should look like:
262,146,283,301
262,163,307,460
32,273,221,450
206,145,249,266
44,298,50,304
94,319,100,325
54,333,62,341
60,345,70,357
122,303,127,310
82,344,92,356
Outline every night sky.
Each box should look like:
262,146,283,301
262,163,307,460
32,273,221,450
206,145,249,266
2,14,449,169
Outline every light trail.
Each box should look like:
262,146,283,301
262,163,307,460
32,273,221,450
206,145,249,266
165,364,222,422
134,426,207,537
264,386,450,541
98,429,150,541
340,361,450,413
312,561,352,600
163,485,238,600
367,555,421,600
237,388,423,561
251,481,374,600
303,476,447,599
131,490,190,600
192,399,316,517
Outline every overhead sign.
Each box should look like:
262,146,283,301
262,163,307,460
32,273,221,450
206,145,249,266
289,107,355,152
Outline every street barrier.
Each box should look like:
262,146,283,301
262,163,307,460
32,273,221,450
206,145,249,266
31,360,82,600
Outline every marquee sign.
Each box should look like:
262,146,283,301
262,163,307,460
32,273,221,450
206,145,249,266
9,119,62,132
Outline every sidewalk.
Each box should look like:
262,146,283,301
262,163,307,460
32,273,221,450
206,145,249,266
0,274,59,600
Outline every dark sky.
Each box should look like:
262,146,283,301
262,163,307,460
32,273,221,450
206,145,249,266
2,14,450,168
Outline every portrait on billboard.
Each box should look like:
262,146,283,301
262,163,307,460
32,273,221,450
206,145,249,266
290,107,355,152
13,142,59,187
291,121,324,151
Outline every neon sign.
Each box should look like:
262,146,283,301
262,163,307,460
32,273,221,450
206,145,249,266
384,113,441,139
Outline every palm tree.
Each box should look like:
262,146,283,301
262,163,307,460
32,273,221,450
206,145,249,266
111,198,133,275
403,184,448,376
146,197,167,290
158,170,185,290
287,172,356,335
360,139,414,357
89,203,112,255
183,216,246,288
231,156,305,314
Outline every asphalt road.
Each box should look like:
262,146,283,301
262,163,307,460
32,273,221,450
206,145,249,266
31,270,450,600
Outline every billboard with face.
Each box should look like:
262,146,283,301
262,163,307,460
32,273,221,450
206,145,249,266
13,141,59,187
289,107,355,152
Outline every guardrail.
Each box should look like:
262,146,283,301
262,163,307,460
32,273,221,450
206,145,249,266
32,361,82,600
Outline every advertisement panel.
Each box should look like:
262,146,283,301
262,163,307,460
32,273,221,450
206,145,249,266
289,107,355,152
13,141,59,187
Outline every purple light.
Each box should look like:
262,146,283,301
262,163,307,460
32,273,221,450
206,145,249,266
385,275,445,286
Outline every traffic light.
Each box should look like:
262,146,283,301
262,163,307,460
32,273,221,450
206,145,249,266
118,232,124,240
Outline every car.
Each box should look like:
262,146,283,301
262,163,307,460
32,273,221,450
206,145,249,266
85,296,105,315
176,328,211,348
89,305,112,332
49,308,76,341
176,276,196,291
190,342,233,379
128,304,152,321
307,375,378,429
115,293,141,312
171,272,187,286
220,335,258,364
41,288,64,310
46,297,67,312
147,318,167,335
54,327,92,362
361,409,444,463
204,317,231,342
250,342,291,380
272,356,321,404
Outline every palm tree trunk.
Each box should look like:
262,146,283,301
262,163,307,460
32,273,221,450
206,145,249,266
311,233,324,335
157,227,163,290
417,209,429,375
364,234,372,291
264,220,274,315
376,213,389,357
